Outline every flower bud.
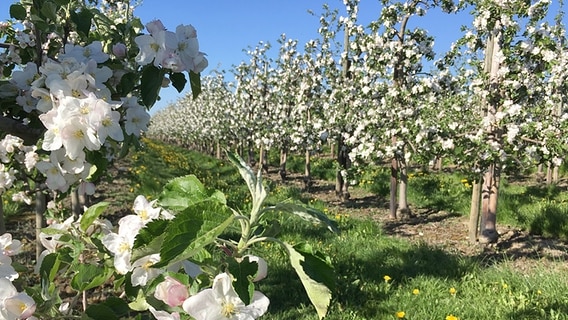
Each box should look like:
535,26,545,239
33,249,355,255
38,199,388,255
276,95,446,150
112,43,127,59
154,276,189,307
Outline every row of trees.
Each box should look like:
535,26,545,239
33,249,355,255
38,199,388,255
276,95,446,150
148,0,568,243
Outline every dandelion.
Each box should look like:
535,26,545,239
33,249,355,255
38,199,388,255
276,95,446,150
449,287,457,295
395,311,406,318
412,288,420,295
446,315,459,320
384,275,392,282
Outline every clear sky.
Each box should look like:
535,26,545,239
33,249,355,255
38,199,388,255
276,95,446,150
0,1,566,114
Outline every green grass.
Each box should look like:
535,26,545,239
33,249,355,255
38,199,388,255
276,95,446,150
127,141,568,319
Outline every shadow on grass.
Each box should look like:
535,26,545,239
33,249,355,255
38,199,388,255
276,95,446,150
507,302,568,320
261,236,476,317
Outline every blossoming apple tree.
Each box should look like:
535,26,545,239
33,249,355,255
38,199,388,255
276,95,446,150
0,1,339,319
438,0,568,242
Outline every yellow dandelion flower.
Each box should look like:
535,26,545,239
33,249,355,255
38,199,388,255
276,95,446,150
395,311,406,319
449,287,457,295
384,275,392,282
446,315,459,320
412,288,420,295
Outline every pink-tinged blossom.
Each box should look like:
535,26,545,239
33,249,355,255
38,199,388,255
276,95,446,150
146,20,166,36
182,273,269,320
0,234,22,256
112,43,127,58
0,279,36,320
154,276,189,307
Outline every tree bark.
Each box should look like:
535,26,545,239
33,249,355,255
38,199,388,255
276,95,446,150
279,146,287,181
479,163,500,243
468,177,482,243
0,198,5,235
304,149,312,190
35,191,46,261
71,188,81,219
397,158,411,218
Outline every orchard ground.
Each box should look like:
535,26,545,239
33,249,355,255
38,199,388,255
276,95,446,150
4,139,568,318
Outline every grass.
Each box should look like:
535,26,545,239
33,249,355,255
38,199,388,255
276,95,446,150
123,140,568,319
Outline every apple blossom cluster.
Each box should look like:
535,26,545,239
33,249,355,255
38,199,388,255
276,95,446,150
0,233,36,320
10,51,149,192
34,193,272,319
135,20,208,74
0,134,37,204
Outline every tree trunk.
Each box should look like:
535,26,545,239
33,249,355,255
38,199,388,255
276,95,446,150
397,158,411,218
553,165,559,183
71,188,81,219
216,140,221,159
304,149,312,190
537,163,544,183
0,198,5,235
335,137,350,201
468,177,482,243
546,163,553,185
479,163,500,243
35,191,46,261
279,147,288,181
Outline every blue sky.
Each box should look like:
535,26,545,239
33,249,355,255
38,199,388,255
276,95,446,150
0,1,566,113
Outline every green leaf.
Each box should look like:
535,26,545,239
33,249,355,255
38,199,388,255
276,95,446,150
128,289,150,311
9,4,26,20
53,0,71,5
130,220,168,262
70,9,93,37
40,2,58,21
85,297,129,319
226,152,267,218
71,264,114,291
80,202,109,232
85,304,118,320
140,65,163,108
189,70,201,98
271,203,339,233
159,175,226,211
133,219,169,249
170,72,187,93
227,257,257,305
117,72,137,96
40,253,62,283
284,242,335,320
155,212,234,268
